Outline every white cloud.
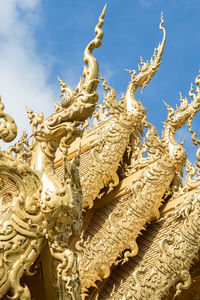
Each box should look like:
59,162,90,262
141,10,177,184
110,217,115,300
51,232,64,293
0,0,55,147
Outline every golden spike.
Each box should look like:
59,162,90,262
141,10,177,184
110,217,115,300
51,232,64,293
195,70,200,86
180,137,186,146
57,76,66,89
132,11,166,93
160,11,164,27
140,56,144,65
163,100,175,116
188,83,196,99
80,5,106,93
54,100,62,112
125,68,136,81
187,116,200,146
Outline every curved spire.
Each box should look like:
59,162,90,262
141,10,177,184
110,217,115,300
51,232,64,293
136,12,166,91
54,5,106,122
124,13,166,114
79,4,106,94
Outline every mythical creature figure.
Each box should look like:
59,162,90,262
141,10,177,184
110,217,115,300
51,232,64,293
76,14,167,295
1,4,200,300
80,12,166,210
111,151,200,300
77,71,200,297
120,188,200,300
0,6,106,300
108,75,200,300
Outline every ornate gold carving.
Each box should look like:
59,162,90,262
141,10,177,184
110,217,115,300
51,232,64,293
54,5,106,123
80,12,166,210
0,96,17,143
77,71,200,297
0,130,44,298
111,187,200,300
0,5,106,299
1,6,200,300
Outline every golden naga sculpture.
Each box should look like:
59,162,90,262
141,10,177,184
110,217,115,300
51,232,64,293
116,189,200,300
77,14,167,294
101,73,200,300
80,13,166,209
0,6,106,300
1,4,200,300
77,69,200,296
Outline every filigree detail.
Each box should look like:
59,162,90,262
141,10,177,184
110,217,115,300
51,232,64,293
77,69,200,296
0,153,45,299
124,121,163,175
0,5,107,299
25,7,107,297
76,15,169,296
53,5,106,123
0,97,17,143
5,131,34,163
175,72,200,194
114,188,200,300
2,7,200,300
80,13,166,210
92,103,110,129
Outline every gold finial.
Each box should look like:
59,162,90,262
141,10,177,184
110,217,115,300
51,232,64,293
125,69,136,81
160,11,164,28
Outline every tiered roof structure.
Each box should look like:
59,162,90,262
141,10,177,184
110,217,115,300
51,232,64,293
1,5,200,300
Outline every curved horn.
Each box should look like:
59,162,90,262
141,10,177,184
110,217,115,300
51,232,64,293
76,4,106,95
55,6,106,122
137,12,166,91
124,13,166,114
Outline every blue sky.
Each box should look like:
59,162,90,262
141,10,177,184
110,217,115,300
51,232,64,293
0,0,200,162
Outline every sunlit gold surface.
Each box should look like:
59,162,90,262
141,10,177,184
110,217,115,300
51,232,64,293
0,6,106,300
1,5,200,300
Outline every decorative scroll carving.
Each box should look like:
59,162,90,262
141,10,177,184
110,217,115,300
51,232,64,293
1,6,200,300
112,187,200,300
81,13,166,210
77,71,200,297
183,94,200,192
0,6,106,299
0,96,17,143
54,5,106,123
0,104,44,298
